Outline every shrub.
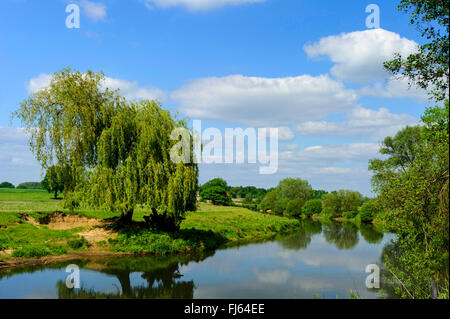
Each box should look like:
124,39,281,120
12,245,68,257
302,199,322,217
285,198,305,216
342,210,358,219
68,237,90,250
12,246,51,258
0,181,15,189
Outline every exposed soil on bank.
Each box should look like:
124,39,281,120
38,212,105,230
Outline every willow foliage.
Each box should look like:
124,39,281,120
14,68,198,230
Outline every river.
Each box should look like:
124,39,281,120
0,220,396,299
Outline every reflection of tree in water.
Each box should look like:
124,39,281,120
278,219,322,250
56,254,213,299
278,227,312,250
322,222,359,250
379,240,448,299
375,242,407,299
359,224,384,244
301,219,322,235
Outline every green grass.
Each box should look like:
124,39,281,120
0,189,300,259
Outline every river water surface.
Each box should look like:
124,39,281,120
0,220,396,299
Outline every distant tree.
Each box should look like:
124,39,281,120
200,178,232,206
322,190,363,218
41,166,66,199
14,68,198,231
0,182,15,189
285,198,306,216
276,178,312,202
259,190,277,212
302,199,323,217
311,189,328,199
273,198,289,214
243,193,254,204
338,190,363,214
16,182,42,189
322,192,342,217
359,198,381,223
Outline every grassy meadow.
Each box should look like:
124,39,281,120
0,189,300,262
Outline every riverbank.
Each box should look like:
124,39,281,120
0,189,300,268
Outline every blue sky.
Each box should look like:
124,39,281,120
0,0,435,195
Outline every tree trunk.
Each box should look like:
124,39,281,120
120,209,134,224
143,208,180,232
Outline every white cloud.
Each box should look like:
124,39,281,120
253,268,291,284
277,127,295,141
272,143,380,195
141,0,265,11
281,143,380,163
360,76,429,102
172,74,358,126
295,106,418,141
25,73,52,95
25,73,166,102
304,29,419,83
102,77,166,102
79,0,107,22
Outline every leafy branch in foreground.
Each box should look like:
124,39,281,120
383,0,449,101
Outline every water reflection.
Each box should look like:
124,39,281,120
0,220,396,299
322,222,359,250
56,255,210,299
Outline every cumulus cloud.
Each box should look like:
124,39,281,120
280,143,380,164
102,77,166,102
295,106,418,141
360,76,429,102
253,268,291,284
172,74,358,126
141,0,265,11
277,127,295,141
25,73,166,102
272,142,381,195
304,29,419,83
79,0,107,22
25,73,52,95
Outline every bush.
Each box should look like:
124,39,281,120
285,198,305,216
359,199,380,223
16,182,42,189
342,210,358,219
12,245,68,257
68,237,90,250
0,181,15,189
302,199,322,217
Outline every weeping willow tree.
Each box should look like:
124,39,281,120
14,68,198,231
